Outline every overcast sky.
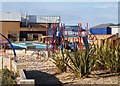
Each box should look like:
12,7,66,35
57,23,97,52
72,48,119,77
1,0,120,2
1,1,119,28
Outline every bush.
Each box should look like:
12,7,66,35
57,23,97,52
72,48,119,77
53,50,69,73
53,40,120,78
66,48,96,78
1,67,17,86
95,41,120,73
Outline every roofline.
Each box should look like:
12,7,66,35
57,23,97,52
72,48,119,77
28,15,61,17
110,26,119,28
0,20,20,22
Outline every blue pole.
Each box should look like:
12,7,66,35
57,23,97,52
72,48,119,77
0,33,16,57
82,36,89,50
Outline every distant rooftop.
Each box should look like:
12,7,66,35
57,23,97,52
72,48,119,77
0,12,21,21
65,25,86,32
22,15,60,23
90,23,117,28
0,12,60,23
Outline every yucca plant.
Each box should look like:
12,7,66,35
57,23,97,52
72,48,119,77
66,47,96,78
95,40,120,72
53,50,69,73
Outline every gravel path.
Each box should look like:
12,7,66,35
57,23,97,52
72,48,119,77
16,52,119,85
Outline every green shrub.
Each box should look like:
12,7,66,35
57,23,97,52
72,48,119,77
1,67,17,86
53,40,120,78
53,50,69,73
66,48,96,78
95,41,120,72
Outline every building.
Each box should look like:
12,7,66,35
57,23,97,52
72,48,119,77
20,15,60,41
64,26,86,36
90,24,113,34
64,26,78,35
0,12,21,41
109,24,119,35
0,12,61,42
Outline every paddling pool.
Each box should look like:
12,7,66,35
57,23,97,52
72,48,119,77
8,43,48,49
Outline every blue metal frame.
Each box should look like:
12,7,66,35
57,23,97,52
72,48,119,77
0,33,16,57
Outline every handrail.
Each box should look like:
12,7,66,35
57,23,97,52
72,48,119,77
0,33,16,57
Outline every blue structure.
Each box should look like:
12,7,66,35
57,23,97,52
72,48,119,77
0,33,16,57
90,24,112,34
82,36,89,50
59,44,63,54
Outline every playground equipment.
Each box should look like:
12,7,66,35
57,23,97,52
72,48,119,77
45,23,97,53
0,33,16,57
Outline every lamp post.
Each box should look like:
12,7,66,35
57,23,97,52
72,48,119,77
6,12,10,21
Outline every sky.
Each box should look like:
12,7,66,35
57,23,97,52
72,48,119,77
0,1,119,28
1,0,120,2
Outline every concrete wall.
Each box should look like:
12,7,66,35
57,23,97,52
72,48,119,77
2,57,11,70
95,34,112,40
93,34,112,46
0,57,2,69
0,57,16,72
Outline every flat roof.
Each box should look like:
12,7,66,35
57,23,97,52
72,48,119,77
27,15,60,23
0,12,21,21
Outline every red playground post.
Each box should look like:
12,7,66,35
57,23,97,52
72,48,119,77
86,23,89,37
67,30,68,41
78,23,82,49
60,23,63,45
46,26,48,51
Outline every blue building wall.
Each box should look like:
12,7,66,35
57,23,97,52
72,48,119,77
107,27,111,34
90,27,111,34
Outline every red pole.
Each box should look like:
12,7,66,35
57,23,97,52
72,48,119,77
54,26,56,50
52,25,55,51
60,23,62,45
78,23,79,45
72,38,73,43
46,26,48,51
50,25,53,51
78,23,82,49
78,23,80,44
80,23,82,43
86,23,89,37
67,30,68,41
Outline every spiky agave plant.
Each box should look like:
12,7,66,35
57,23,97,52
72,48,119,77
96,40,120,72
52,50,69,73
66,47,96,78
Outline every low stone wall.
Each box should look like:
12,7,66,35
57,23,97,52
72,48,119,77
0,57,11,70
11,60,17,73
0,57,2,69
0,56,35,85
19,79,34,86
6,49,51,58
